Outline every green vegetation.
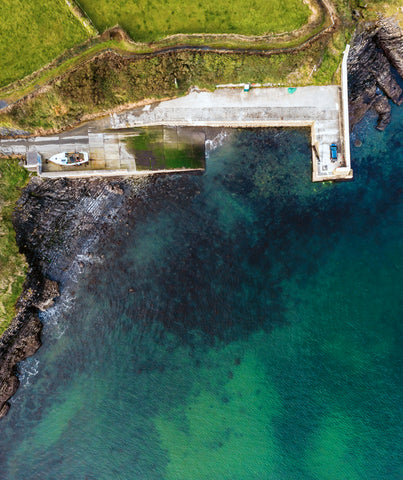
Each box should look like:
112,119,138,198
0,0,89,88
0,40,137,103
125,128,205,170
350,0,403,23
312,29,350,85
79,0,310,42
0,159,30,335
0,0,382,134
2,43,334,131
0,0,331,113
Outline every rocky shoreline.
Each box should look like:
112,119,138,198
0,274,58,418
0,176,144,418
348,17,403,131
1,17,403,419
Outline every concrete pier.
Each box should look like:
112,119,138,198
0,83,352,181
104,85,352,182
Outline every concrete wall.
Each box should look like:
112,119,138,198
341,45,352,173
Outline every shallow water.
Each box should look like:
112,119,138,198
0,110,402,479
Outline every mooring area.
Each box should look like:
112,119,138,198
1,55,352,182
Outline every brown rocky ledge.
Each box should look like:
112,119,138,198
0,274,59,418
348,17,403,131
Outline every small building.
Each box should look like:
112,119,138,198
25,152,42,174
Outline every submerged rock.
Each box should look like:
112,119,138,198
348,18,403,131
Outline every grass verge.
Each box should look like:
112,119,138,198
0,0,90,89
78,0,310,41
0,160,30,335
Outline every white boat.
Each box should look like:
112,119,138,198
49,151,89,166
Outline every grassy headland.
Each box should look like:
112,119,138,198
78,0,310,41
0,0,90,88
0,160,30,335
0,0,331,104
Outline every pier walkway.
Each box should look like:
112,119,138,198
0,85,352,181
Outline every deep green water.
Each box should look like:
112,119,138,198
0,108,402,479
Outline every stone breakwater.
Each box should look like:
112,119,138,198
348,17,403,131
0,175,153,418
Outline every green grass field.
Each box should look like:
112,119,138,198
0,159,30,335
78,0,310,42
0,0,89,88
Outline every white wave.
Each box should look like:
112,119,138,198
40,290,75,339
205,130,231,158
17,357,40,388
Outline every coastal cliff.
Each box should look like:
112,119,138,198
348,17,403,131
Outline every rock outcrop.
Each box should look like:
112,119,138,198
348,18,403,131
0,272,57,418
376,18,403,79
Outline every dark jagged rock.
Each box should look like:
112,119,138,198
373,95,392,131
0,300,44,418
33,278,59,312
375,18,403,79
0,402,10,418
0,257,59,416
348,18,403,131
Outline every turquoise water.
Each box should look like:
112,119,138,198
0,110,402,479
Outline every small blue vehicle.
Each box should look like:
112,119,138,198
330,143,338,161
